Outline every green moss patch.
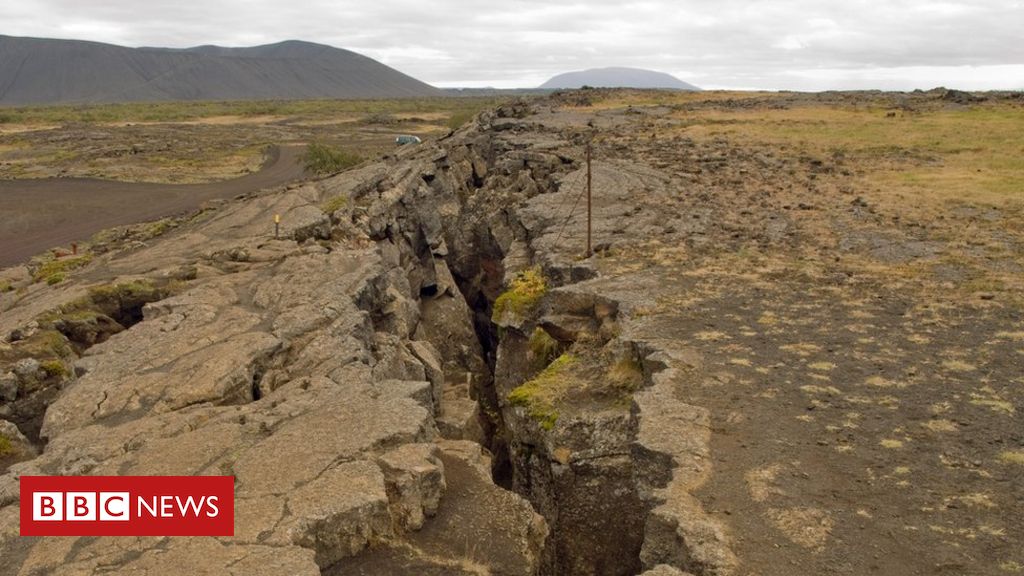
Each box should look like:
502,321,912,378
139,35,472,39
9,329,74,361
39,359,69,379
492,267,547,325
31,254,93,284
0,435,15,458
508,353,577,430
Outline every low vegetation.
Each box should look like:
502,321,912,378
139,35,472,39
83,280,173,317
447,110,476,130
0,329,75,386
668,101,1024,209
528,327,561,365
301,142,362,175
0,97,506,126
0,96,506,183
492,267,547,325
607,356,644,392
30,254,93,285
39,359,68,379
320,194,349,214
0,435,15,458
508,353,578,430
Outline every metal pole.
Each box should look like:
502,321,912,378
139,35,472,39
586,143,592,258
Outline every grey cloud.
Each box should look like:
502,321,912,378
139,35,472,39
2,0,1022,89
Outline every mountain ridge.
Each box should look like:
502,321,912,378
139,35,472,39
0,35,441,105
540,66,700,90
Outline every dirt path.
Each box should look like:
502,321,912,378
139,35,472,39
0,144,308,268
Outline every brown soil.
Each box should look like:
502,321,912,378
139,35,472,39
0,145,307,267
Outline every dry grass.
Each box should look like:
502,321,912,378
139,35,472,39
671,103,1024,209
568,89,769,111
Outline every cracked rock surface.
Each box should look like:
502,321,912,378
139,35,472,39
3,89,1022,576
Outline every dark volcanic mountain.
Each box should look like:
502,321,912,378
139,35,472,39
0,35,441,105
540,67,700,90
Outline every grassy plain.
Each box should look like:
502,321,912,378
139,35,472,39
0,97,501,183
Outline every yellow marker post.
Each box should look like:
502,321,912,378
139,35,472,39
274,214,281,239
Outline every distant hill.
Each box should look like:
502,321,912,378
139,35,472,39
0,35,441,105
539,67,700,90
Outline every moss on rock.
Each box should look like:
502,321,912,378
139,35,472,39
507,353,577,430
492,267,547,326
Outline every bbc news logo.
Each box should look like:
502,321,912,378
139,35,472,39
20,476,233,536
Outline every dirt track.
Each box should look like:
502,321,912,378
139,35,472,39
0,145,308,267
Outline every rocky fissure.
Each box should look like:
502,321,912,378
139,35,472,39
0,97,731,576
387,101,733,575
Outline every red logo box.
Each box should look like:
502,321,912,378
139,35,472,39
20,476,234,536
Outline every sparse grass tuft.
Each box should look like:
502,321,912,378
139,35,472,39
607,356,644,392
300,142,363,175
492,267,547,325
999,451,1024,466
320,195,348,214
528,327,560,365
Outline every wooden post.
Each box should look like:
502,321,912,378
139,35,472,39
274,214,281,239
586,142,592,258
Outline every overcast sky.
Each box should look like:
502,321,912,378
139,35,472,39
2,0,1023,90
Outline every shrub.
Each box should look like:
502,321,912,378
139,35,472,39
362,112,397,125
300,142,362,175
